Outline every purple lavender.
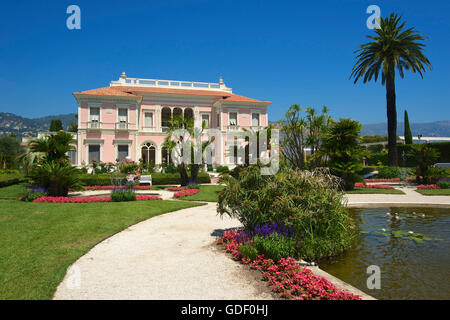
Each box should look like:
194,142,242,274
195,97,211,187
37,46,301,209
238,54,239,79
235,221,294,244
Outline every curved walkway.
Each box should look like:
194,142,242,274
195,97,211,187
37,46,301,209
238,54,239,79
54,188,449,300
345,186,450,207
53,202,275,300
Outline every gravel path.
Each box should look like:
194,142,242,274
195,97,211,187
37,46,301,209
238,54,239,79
345,186,450,207
53,202,275,300
54,187,449,300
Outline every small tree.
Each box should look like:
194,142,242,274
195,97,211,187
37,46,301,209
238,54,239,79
0,135,22,169
27,131,80,196
163,115,214,186
321,118,363,190
67,122,78,133
408,144,439,183
49,119,63,132
404,110,413,144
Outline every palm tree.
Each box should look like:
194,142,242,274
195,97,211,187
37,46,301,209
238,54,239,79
350,13,432,166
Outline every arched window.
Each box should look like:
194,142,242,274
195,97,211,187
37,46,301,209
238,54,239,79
141,142,156,165
161,107,171,132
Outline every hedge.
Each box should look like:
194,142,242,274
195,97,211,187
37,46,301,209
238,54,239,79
78,172,211,186
367,142,450,166
0,173,25,188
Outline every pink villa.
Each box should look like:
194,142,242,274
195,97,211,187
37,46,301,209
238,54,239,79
72,73,271,167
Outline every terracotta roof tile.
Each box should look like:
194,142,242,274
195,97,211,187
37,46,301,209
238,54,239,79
73,86,271,104
73,87,139,98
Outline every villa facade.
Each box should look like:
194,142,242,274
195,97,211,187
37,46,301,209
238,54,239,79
72,73,271,167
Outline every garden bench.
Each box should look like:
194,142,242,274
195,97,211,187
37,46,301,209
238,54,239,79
139,175,152,186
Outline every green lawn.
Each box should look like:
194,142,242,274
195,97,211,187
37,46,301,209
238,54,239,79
415,189,450,196
0,183,28,199
182,185,225,202
345,188,405,194
0,199,203,299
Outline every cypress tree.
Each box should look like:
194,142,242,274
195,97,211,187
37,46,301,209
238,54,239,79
49,119,63,132
404,110,413,144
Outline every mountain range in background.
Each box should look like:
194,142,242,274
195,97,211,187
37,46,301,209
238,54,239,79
0,112,77,138
360,120,450,137
1,112,450,138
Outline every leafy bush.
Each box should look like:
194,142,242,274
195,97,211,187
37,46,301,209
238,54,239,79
119,162,139,174
28,161,82,196
20,186,48,202
78,172,211,186
0,173,25,188
437,181,450,189
366,152,388,166
377,166,414,179
253,234,296,262
426,167,450,183
110,187,136,202
237,243,258,261
218,166,356,261
216,165,230,173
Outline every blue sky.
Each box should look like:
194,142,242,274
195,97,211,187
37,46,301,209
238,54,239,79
0,0,449,124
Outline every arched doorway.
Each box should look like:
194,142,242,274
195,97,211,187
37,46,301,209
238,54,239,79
141,142,156,165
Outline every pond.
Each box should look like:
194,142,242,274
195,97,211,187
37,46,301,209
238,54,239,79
320,207,450,300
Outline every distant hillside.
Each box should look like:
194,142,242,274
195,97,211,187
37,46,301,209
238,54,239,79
270,120,450,137
0,112,77,137
361,120,450,137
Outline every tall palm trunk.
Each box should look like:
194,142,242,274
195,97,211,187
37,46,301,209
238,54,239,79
386,70,398,166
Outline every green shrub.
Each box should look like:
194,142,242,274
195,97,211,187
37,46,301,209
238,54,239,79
437,181,450,189
367,152,388,166
119,162,139,174
216,165,229,173
253,234,296,262
27,162,82,196
110,188,136,202
218,166,356,261
20,186,48,202
429,142,450,163
426,167,450,183
376,166,414,179
0,173,24,188
238,243,259,261
186,184,200,189
78,172,211,186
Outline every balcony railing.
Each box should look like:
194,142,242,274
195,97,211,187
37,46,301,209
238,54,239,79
227,125,240,131
87,121,101,130
115,122,129,130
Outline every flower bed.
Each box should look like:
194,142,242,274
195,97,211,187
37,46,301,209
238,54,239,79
363,178,400,182
32,195,161,203
354,183,394,189
73,185,152,191
167,186,186,191
416,184,441,190
173,188,199,198
218,230,361,300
